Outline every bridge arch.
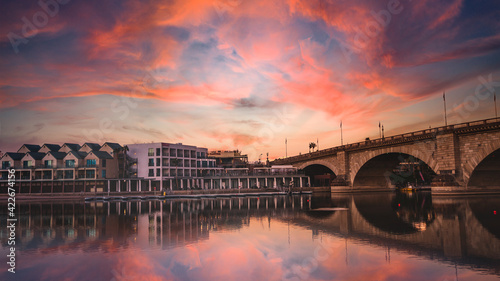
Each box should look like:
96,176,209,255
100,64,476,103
295,160,338,187
351,147,438,188
464,140,500,188
295,160,339,177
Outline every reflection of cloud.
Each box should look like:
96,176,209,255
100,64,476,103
111,250,167,281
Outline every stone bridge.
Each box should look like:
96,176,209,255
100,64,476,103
272,118,500,189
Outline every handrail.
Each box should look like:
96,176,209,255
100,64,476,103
273,117,500,164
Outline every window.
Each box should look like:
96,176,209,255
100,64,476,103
156,158,160,166
102,159,106,167
65,160,75,168
45,160,53,168
23,160,33,168
86,159,96,167
86,170,95,178
2,161,11,169
156,168,160,177
148,169,154,177
148,159,154,166
148,148,154,156
102,170,106,178
156,148,160,156
64,170,74,179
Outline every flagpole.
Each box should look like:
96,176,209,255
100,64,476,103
443,92,448,126
340,121,343,146
285,138,287,158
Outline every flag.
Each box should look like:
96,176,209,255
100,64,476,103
443,92,446,101
379,121,381,128
340,120,342,128
285,138,287,145
495,92,497,102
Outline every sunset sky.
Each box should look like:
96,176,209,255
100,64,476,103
1,0,499,160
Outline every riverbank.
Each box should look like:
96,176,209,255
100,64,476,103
0,186,330,201
331,185,500,195
430,186,500,196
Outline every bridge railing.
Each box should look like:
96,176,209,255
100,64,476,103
274,117,500,164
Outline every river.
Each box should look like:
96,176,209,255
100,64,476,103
1,192,499,280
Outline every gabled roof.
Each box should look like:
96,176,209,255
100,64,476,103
2,152,25,161
65,151,87,159
102,142,123,150
87,151,113,159
42,144,61,152
81,143,101,151
25,152,46,160
44,151,67,160
60,143,81,151
17,144,41,153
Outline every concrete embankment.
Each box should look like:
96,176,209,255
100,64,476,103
0,186,330,201
330,185,500,195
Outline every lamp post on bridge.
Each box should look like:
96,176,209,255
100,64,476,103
494,91,498,120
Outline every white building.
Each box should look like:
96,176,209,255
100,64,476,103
126,142,219,189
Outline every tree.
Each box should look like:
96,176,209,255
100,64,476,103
309,142,316,152
122,145,129,178
113,146,129,179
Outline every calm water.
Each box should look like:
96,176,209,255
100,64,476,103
1,193,499,281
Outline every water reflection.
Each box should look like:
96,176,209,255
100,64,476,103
392,192,435,231
0,194,499,281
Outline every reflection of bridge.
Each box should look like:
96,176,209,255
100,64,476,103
272,118,500,189
290,193,500,274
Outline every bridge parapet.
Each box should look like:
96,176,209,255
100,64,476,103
272,118,500,189
274,118,500,166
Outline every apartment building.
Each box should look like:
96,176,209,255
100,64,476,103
127,142,219,189
208,150,248,168
0,142,123,181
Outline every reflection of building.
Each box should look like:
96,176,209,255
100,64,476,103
0,196,312,252
208,150,248,168
0,142,124,181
